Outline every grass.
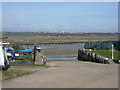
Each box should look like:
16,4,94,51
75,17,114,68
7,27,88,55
2,68,31,80
3,35,118,45
16,54,33,61
9,62,49,67
2,62,49,80
92,50,120,60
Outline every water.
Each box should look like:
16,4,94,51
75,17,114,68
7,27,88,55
21,43,84,61
21,44,51,49
21,43,84,49
42,43,84,61
46,54,78,61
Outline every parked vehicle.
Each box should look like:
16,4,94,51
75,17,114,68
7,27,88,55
0,42,10,70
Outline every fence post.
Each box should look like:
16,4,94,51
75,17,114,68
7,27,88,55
112,44,114,59
32,45,37,64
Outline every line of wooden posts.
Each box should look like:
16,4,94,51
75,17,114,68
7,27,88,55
78,49,114,64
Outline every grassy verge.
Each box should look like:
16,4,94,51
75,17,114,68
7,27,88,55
92,50,120,60
9,62,50,67
2,67,31,80
2,62,49,80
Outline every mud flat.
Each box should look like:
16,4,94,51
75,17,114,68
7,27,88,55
3,34,119,45
41,43,84,61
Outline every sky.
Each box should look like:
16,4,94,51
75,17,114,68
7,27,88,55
2,2,118,32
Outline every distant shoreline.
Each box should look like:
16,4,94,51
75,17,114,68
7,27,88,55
2,31,119,36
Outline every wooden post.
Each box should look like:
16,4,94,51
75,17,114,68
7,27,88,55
32,45,36,64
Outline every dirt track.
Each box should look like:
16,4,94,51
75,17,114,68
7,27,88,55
2,61,118,88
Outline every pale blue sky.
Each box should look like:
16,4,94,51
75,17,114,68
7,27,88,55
2,2,118,32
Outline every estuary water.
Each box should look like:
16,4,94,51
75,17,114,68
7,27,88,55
22,43,84,61
40,43,84,61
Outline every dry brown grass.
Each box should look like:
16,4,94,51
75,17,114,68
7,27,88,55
2,35,119,45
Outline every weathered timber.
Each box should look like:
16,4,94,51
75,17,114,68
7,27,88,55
32,45,46,65
35,52,46,65
78,49,115,64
